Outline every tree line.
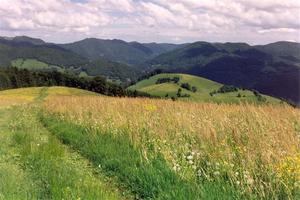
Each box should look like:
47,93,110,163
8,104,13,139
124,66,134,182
0,67,151,97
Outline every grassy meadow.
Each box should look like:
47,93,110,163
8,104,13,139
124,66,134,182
0,86,299,199
128,73,281,104
11,58,64,72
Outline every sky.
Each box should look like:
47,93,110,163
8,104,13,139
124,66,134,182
0,0,299,44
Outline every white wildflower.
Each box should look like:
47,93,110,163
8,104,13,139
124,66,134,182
246,177,254,185
213,171,220,176
187,155,193,160
197,170,202,177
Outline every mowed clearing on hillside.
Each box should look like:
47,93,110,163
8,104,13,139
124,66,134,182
128,73,282,104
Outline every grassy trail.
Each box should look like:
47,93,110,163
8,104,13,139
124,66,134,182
0,88,129,199
0,109,38,199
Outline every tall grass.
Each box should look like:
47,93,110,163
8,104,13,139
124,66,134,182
9,106,122,200
43,95,300,199
0,109,38,200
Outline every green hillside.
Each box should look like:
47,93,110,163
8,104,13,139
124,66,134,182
11,58,64,72
129,73,281,104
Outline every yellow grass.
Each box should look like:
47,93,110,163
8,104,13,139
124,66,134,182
44,95,300,196
46,86,98,97
0,87,41,108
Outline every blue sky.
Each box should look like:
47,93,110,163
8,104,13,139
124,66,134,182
0,0,299,44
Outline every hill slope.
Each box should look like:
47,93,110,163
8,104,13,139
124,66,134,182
147,42,300,105
129,73,281,104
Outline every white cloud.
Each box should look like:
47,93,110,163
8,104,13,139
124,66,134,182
0,0,299,44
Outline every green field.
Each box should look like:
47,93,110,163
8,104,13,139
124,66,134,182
128,73,281,104
11,58,64,72
0,87,299,199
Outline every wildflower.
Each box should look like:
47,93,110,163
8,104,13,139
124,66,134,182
144,104,157,112
236,181,240,185
235,172,239,176
187,155,193,160
188,160,194,165
173,166,177,171
246,177,254,185
173,164,181,172
197,169,202,177
213,171,220,176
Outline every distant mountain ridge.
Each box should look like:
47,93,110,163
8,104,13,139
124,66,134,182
0,36,140,82
0,35,299,105
0,36,46,45
147,41,300,105
59,38,183,66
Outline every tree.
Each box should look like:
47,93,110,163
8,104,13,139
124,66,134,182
0,73,11,89
217,85,238,93
191,86,197,93
181,83,191,91
177,88,182,97
173,77,180,83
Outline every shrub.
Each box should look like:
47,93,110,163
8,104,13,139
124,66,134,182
192,86,197,93
218,85,238,93
181,83,191,91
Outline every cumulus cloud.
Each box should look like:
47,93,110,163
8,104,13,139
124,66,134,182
0,0,299,44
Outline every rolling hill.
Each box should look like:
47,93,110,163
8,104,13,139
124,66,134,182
128,73,281,104
146,42,300,106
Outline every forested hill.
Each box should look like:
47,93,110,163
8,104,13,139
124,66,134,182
0,38,141,82
146,41,300,106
